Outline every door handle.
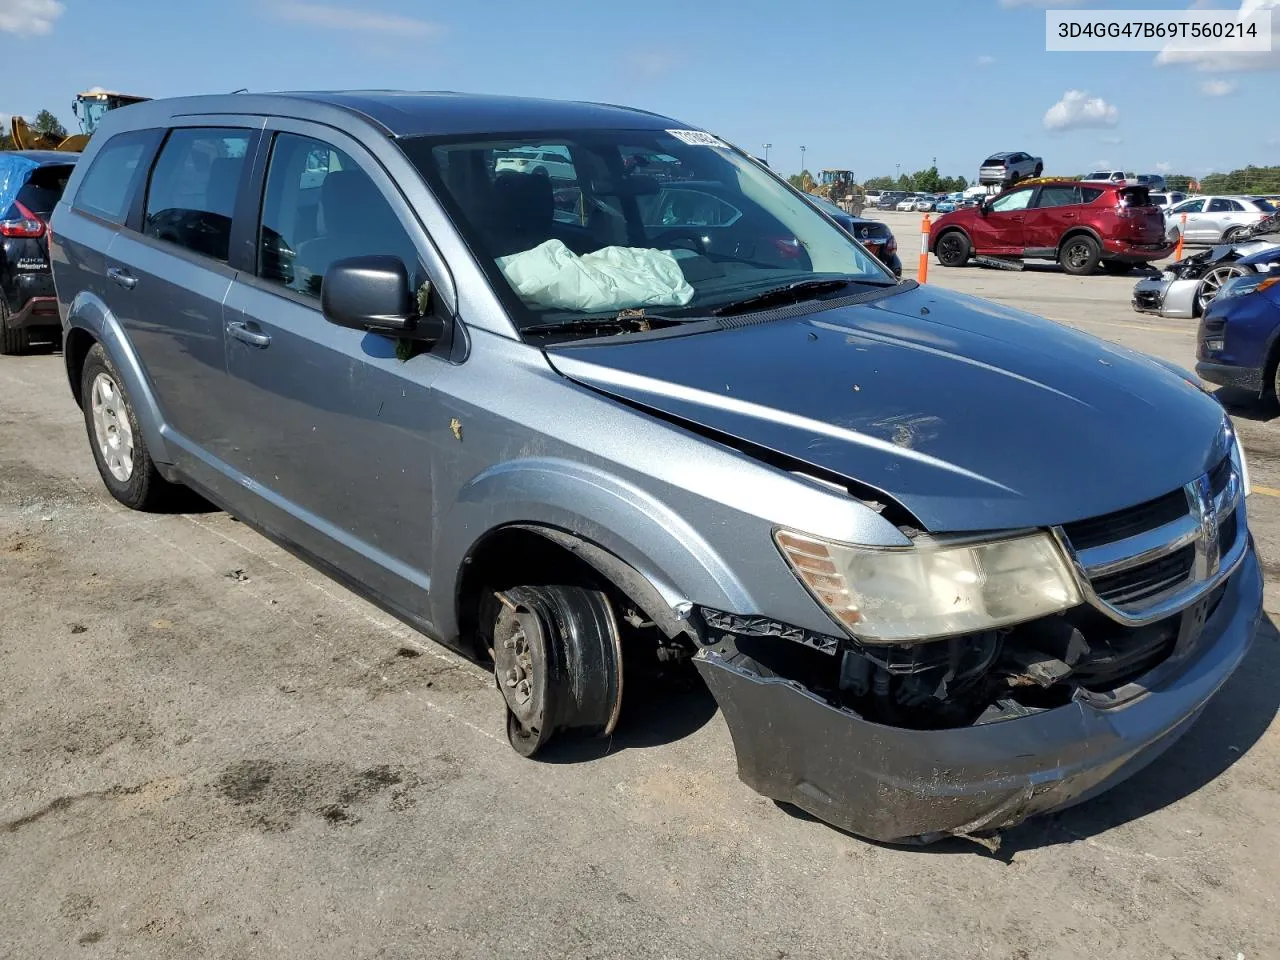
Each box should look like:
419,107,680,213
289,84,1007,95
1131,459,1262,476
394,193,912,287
1062,213,1077,220
227,320,271,348
107,266,137,290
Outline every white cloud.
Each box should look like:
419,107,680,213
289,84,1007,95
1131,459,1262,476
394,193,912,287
1043,90,1119,131
268,1,440,37
1155,161,1173,173
1155,0,1280,71
1199,78,1238,94
0,0,64,36
976,54,996,66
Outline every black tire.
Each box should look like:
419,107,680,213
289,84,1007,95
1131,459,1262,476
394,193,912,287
934,229,971,267
491,584,623,757
0,299,30,356
1059,234,1101,276
1101,261,1133,275
80,342,177,511
1223,226,1248,243
1033,164,1043,177
1195,264,1249,315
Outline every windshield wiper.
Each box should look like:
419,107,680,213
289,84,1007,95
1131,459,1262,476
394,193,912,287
520,312,687,336
711,277,887,317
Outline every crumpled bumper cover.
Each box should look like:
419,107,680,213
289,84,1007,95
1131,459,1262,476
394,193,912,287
1133,276,1199,319
694,546,1262,844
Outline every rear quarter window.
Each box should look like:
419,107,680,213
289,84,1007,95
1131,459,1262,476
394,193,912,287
72,130,160,224
15,164,76,218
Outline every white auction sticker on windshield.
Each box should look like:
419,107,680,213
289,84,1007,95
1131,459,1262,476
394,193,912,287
666,129,728,148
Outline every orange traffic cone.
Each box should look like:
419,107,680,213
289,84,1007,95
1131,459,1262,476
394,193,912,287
918,214,931,283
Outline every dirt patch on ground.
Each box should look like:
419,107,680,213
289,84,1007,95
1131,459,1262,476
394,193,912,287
214,755,461,831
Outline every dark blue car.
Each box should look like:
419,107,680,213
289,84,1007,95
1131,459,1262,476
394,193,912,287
1196,247,1280,397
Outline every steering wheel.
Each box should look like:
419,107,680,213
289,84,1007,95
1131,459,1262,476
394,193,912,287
649,229,709,255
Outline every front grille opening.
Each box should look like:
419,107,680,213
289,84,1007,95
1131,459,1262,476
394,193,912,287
1220,511,1239,556
1062,488,1188,551
1092,543,1195,605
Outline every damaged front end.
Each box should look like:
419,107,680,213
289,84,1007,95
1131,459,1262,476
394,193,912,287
692,451,1263,845
1134,219,1280,318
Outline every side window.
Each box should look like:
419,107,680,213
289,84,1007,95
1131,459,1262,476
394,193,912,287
990,188,1033,213
1080,187,1104,203
1207,198,1233,213
1171,199,1203,215
144,128,251,262
258,132,422,299
1035,186,1080,208
72,130,156,224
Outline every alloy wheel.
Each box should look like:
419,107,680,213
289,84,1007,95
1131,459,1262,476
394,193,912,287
89,372,134,482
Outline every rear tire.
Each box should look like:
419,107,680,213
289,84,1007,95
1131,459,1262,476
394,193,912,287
1059,235,1101,276
80,343,177,511
1223,226,1248,243
0,299,30,356
491,584,623,757
934,229,971,267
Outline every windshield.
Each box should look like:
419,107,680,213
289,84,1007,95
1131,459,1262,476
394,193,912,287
399,129,891,335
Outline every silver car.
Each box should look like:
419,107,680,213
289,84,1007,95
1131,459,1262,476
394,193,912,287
1165,195,1278,245
49,91,1261,845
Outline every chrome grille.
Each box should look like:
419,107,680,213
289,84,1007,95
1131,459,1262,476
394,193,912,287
1054,455,1246,625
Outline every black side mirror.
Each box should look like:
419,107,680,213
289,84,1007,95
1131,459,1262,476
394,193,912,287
322,256,445,342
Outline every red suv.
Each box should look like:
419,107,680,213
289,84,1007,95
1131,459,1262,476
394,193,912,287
929,180,1172,276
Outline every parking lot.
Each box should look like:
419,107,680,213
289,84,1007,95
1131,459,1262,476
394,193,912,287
2,218,1279,960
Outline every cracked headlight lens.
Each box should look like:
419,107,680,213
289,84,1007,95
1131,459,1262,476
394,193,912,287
775,529,1081,643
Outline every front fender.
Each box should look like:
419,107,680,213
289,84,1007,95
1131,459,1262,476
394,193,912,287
65,290,172,465
429,456,759,641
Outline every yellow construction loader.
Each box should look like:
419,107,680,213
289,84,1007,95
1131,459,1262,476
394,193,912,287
812,169,866,216
9,89,150,152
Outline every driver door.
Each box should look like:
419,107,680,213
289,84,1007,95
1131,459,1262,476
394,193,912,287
969,186,1034,255
219,124,453,618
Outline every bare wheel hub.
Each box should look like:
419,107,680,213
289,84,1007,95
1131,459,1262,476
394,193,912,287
494,617,539,726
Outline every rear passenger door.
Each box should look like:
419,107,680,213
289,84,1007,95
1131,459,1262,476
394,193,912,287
220,123,452,614
102,121,261,481
1023,184,1082,253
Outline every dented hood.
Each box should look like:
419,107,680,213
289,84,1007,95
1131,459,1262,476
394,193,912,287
545,284,1229,532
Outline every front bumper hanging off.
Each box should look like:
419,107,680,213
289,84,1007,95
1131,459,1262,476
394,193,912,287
693,547,1262,845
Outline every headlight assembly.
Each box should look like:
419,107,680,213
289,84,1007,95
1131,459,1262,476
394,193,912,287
774,529,1082,644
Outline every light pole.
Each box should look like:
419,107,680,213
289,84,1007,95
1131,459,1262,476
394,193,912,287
763,143,771,165
800,145,806,175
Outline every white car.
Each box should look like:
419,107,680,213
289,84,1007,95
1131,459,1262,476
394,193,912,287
1082,170,1137,185
895,196,919,211
914,197,938,212
494,147,576,181
1165,195,1279,244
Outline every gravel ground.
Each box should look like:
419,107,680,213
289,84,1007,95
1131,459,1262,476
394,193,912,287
2,237,1278,958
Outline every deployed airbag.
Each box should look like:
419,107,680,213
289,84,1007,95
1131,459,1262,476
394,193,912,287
496,239,695,312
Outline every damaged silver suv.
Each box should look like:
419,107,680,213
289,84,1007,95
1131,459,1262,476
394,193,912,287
49,92,1262,844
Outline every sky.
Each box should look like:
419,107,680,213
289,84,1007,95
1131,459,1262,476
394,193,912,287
1,0,1278,181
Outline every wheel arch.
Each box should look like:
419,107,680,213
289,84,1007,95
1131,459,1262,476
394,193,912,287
1056,225,1104,254
930,224,972,254
432,457,758,650
453,523,694,657
64,291,173,465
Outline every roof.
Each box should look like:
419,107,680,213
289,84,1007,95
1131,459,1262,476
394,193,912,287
0,150,79,164
142,91,685,139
